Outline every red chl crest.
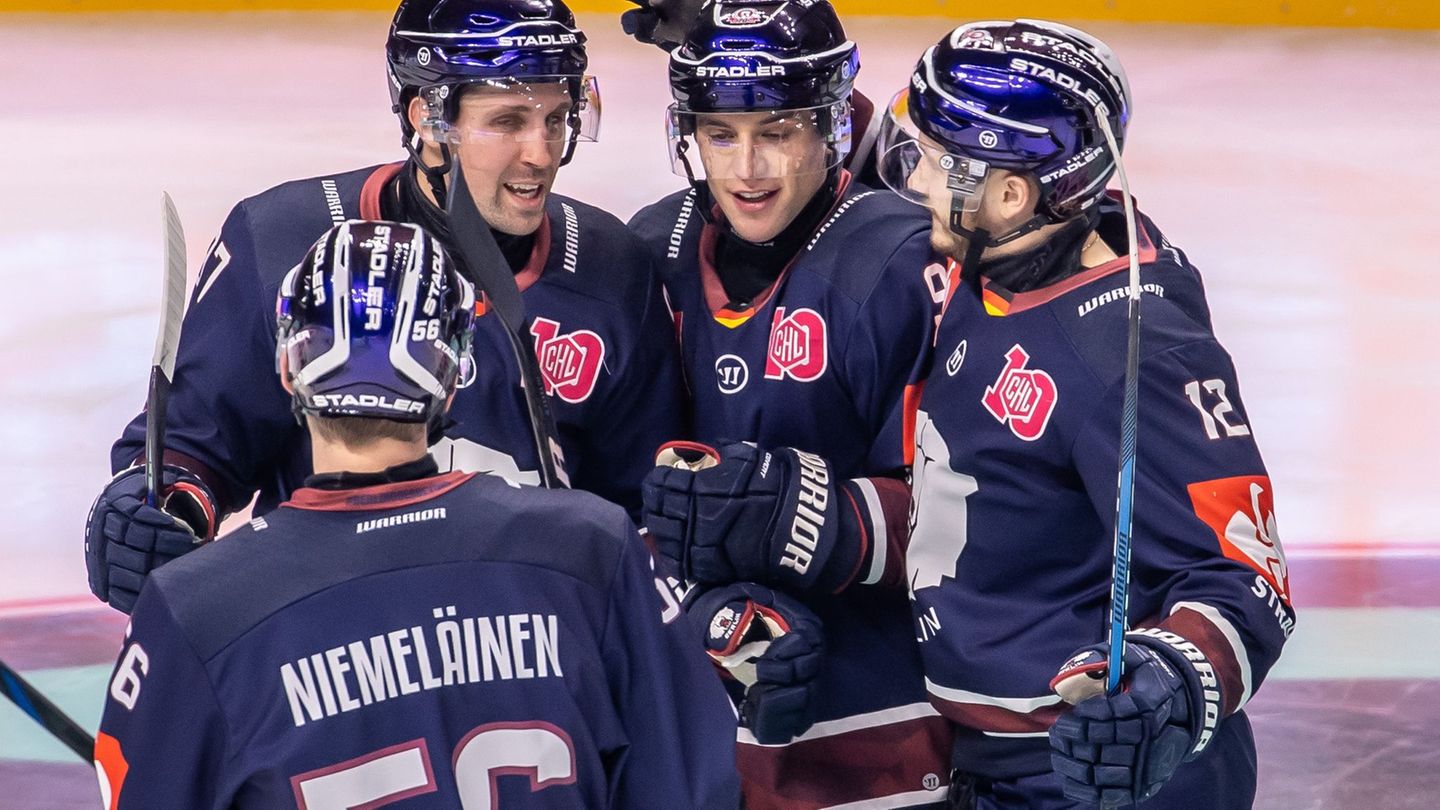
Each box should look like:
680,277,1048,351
1188,475,1290,604
981,344,1058,441
764,307,828,382
529,317,605,403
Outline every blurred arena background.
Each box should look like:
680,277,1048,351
1,1,1437,806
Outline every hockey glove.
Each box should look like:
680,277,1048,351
687,582,825,745
1047,633,1215,807
620,0,706,50
642,441,859,594
84,465,217,614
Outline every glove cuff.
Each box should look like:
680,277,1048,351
148,463,219,541
1127,629,1222,760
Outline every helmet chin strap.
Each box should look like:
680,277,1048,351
947,192,1051,296
673,139,717,226
403,134,453,209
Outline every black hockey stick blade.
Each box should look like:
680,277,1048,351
0,659,94,762
444,163,569,489
145,192,188,507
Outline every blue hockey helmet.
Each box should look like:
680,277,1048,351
386,0,600,167
666,0,859,180
276,220,476,423
877,19,1131,229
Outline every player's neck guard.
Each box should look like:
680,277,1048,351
713,170,839,306
975,209,1100,295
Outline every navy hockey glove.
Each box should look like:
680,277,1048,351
642,442,859,594
620,0,706,50
687,582,824,745
1048,633,1215,807
84,465,217,614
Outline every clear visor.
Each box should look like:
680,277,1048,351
423,76,601,147
666,102,850,181
876,90,990,214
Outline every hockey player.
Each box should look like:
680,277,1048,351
871,21,1295,808
618,0,885,186
93,220,739,809
85,0,684,614
629,2,952,806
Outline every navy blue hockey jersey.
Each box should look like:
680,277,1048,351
629,175,953,809
906,197,1294,779
112,162,683,516
95,472,739,808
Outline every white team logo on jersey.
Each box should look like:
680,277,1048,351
945,340,968,376
715,354,749,394
907,409,980,596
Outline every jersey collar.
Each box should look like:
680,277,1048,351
284,470,474,512
698,170,854,327
943,197,1160,319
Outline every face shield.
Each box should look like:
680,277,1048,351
421,76,601,155
876,90,990,215
667,101,850,182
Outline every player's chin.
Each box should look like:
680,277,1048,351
929,224,963,259
721,199,793,243
492,200,548,237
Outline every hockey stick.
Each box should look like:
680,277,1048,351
1097,114,1143,695
144,193,188,507
444,163,569,489
0,659,94,761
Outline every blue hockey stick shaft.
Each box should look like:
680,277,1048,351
1098,113,1142,695
1108,301,1140,694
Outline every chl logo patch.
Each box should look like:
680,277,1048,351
715,354,749,395
1188,475,1289,604
529,317,605,403
981,344,1057,441
764,307,827,382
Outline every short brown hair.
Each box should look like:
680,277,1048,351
309,416,427,448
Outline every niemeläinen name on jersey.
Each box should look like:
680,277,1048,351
281,609,563,727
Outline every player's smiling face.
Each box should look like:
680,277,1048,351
696,111,829,243
448,83,571,236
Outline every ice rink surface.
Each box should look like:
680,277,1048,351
1,10,1437,807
